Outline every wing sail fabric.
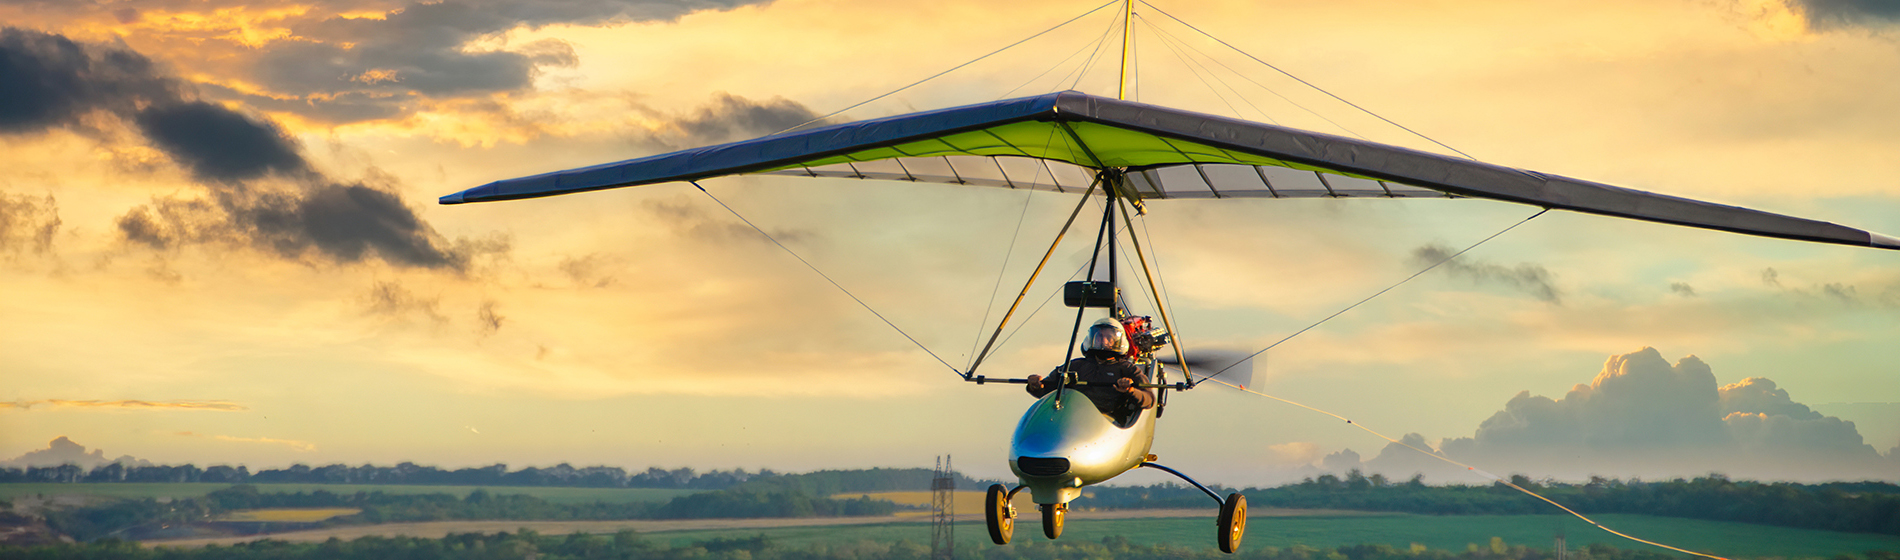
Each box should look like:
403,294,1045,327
442,91,1899,251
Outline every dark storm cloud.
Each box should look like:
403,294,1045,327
242,184,456,267
1410,244,1562,304
1669,282,1696,297
134,101,310,182
118,182,500,269
0,27,498,270
113,196,220,249
1784,0,1900,30
0,192,60,254
0,27,176,134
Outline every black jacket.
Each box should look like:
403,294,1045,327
1028,356,1156,416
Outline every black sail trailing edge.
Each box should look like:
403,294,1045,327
442,91,1899,252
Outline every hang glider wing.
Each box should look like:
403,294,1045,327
441,91,1899,251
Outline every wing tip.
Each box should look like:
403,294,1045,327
1871,231,1900,250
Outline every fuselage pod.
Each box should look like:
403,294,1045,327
1008,391,1156,505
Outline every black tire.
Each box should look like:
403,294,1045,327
1217,493,1247,553
1041,503,1064,540
985,484,1014,545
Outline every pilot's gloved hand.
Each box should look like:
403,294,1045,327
1115,377,1135,392
1026,374,1044,390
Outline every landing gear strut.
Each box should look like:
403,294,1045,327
1140,462,1248,553
985,484,1016,545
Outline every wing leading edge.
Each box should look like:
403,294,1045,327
441,91,1900,251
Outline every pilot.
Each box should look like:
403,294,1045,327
1026,317,1156,419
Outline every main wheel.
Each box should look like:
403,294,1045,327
985,484,1014,545
1040,503,1065,539
1217,493,1247,553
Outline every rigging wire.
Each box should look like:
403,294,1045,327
1000,24,1118,100
1138,15,1275,125
1202,208,1548,383
994,258,1090,355
1061,11,1128,93
689,181,962,377
967,186,1042,368
1130,13,1141,102
1194,374,1731,560
1134,211,1179,336
1137,0,1476,160
987,209,1140,357
1110,217,1157,313
1141,15,1253,123
1138,12,1368,140
967,157,1062,368
967,178,1102,375
773,0,1121,136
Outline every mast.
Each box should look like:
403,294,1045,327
1106,175,1120,317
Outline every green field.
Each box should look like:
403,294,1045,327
650,514,1900,559
0,483,700,504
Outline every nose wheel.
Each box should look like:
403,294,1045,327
985,484,1015,545
1217,493,1247,553
1040,503,1066,539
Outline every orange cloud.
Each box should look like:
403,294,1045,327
170,431,317,452
2,399,247,411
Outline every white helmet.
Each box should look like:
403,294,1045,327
1081,317,1130,356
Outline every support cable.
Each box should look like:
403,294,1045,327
691,181,961,376
774,0,1121,136
1200,208,1547,383
1138,0,1475,160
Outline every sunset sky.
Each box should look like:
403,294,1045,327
2,0,1898,486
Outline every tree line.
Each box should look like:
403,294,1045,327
0,462,768,489
1080,472,1900,536
0,528,1766,560
43,484,896,542
3,462,1004,491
